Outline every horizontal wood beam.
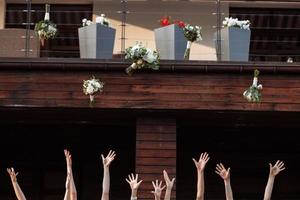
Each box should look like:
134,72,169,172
0,58,300,74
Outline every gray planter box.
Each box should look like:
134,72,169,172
78,23,116,59
215,27,251,61
154,24,187,60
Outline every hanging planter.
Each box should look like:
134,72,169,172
34,4,58,46
243,69,263,102
83,76,104,107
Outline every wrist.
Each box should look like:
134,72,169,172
224,179,231,185
131,189,138,197
269,175,276,179
166,187,172,192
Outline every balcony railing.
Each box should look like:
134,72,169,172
0,0,299,63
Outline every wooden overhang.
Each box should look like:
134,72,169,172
0,58,299,111
1,58,300,200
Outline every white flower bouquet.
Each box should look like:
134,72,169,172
223,17,250,30
183,24,202,60
34,4,57,46
82,14,110,27
243,69,263,102
125,42,159,76
83,76,104,104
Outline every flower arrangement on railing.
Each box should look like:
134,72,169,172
34,4,57,46
243,69,263,102
83,76,104,105
223,17,250,30
125,42,159,76
159,16,202,60
82,14,110,27
183,24,202,60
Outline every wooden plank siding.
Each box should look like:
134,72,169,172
136,118,176,200
0,58,300,200
0,58,300,112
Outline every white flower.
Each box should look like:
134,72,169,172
223,17,250,30
143,49,157,63
86,20,93,26
257,84,263,90
86,84,94,94
95,13,109,26
83,76,104,96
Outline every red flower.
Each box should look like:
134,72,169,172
174,20,185,28
160,16,171,27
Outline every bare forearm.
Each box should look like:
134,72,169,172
224,180,233,200
69,172,77,200
64,189,70,200
101,167,110,200
164,188,172,200
70,179,77,200
12,182,26,200
196,171,204,200
131,189,138,199
264,176,275,200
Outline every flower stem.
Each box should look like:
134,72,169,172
44,4,50,21
125,63,137,76
184,41,192,60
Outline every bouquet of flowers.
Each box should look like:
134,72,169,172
82,14,110,27
125,42,159,76
243,69,263,102
183,24,202,60
83,76,104,104
223,17,250,30
34,4,57,46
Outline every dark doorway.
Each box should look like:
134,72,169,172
177,111,300,200
0,116,135,200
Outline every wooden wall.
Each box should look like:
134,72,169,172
0,59,300,112
1,58,300,200
136,118,176,200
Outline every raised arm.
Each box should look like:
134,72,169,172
163,170,175,200
263,160,285,200
151,180,166,200
101,150,116,200
215,163,233,200
64,173,71,200
64,149,77,200
193,152,210,200
126,173,143,200
7,168,26,200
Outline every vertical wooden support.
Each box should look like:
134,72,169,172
136,118,177,200
0,0,5,29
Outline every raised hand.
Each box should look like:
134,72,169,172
7,168,18,182
215,163,230,181
163,170,175,189
101,150,116,168
64,149,72,166
126,173,143,191
151,180,166,200
264,160,286,200
163,170,175,200
193,152,210,172
7,167,27,200
269,160,285,177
